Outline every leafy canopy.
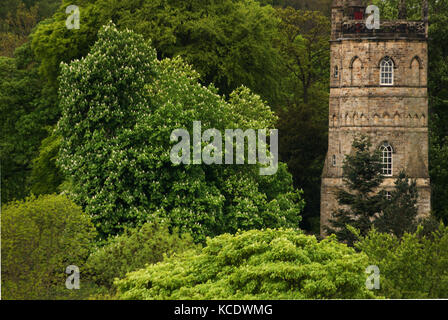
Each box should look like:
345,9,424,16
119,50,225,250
58,23,304,242
1,194,96,300
31,0,282,105
114,228,376,300
356,224,448,299
0,45,50,204
86,221,198,289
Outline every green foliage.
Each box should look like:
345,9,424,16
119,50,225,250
277,99,328,233
276,8,330,104
0,46,48,203
256,0,332,15
428,4,448,223
325,135,384,245
326,137,426,243
30,127,64,195
58,23,303,242
430,134,448,222
0,0,61,20
85,221,198,289
31,0,282,105
356,224,448,299
374,171,420,238
0,0,62,57
275,8,330,232
372,0,423,20
0,2,39,57
114,228,376,299
1,194,96,300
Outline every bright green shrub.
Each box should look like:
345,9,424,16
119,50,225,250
114,229,376,300
1,194,96,300
85,221,198,289
356,223,448,299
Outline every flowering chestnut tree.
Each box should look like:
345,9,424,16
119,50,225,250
58,24,303,241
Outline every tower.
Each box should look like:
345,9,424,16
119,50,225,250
320,0,431,235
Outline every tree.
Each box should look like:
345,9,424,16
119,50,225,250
372,0,423,20
256,0,332,16
276,8,330,104
277,99,328,233
374,171,419,238
0,0,61,20
114,228,376,300
356,224,448,299
1,194,96,299
430,134,448,223
326,136,434,243
428,8,448,223
325,135,385,245
31,0,283,106
58,23,304,242
0,1,59,57
0,44,48,204
275,8,330,232
86,221,197,290
29,128,64,196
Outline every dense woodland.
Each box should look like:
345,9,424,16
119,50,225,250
1,0,448,299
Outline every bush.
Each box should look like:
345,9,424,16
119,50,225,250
356,223,448,299
114,229,376,300
1,194,96,300
85,221,198,289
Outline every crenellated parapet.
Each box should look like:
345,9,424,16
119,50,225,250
331,0,429,40
341,20,426,39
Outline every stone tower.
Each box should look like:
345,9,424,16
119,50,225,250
320,0,431,235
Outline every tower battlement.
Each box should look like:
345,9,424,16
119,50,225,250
341,20,426,40
331,0,429,40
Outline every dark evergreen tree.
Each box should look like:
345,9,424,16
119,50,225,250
325,135,384,245
374,171,419,238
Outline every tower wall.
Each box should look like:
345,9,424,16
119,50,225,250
321,1,431,235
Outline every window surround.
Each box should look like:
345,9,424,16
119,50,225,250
380,57,394,86
380,142,393,176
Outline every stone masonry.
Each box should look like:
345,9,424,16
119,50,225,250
320,0,431,235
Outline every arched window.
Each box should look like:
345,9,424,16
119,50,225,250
380,142,393,176
332,155,337,166
410,56,421,86
351,57,363,86
334,66,339,78
380,57,394,85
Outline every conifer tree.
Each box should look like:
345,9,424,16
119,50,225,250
374,171,419,238
325,135,384,245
